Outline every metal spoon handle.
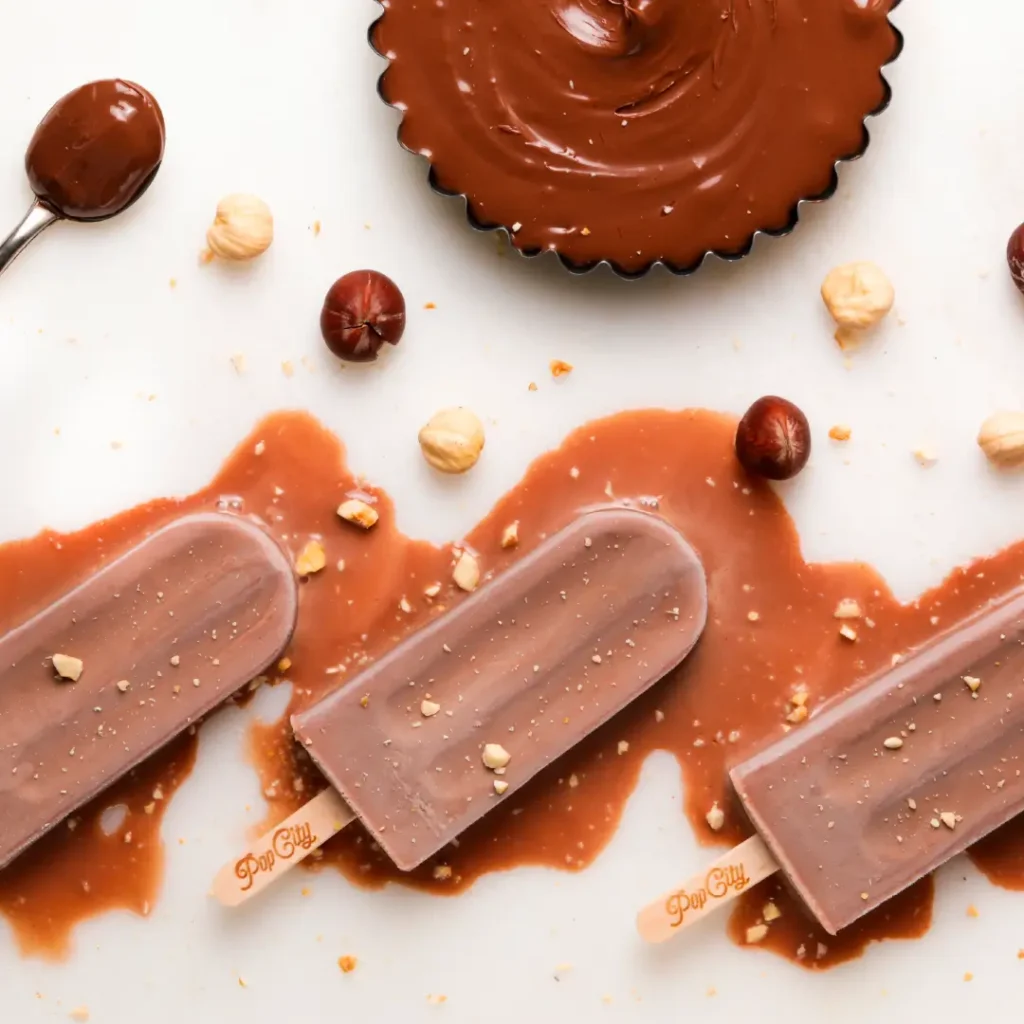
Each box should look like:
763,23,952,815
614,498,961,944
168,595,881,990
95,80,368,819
0,200,59,277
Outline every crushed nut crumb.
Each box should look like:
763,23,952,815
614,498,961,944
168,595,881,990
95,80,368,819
550,359,573,378
295,539,327,576
745,923,769,944
452,550,481,592
501,522,520,549
834,598,863,619
482,743,511,770
337,499,378,530
421,700,441,717
338,955,358,974
828,425,852,442
493,780,509,795
705,802,725,831
52,654,83,682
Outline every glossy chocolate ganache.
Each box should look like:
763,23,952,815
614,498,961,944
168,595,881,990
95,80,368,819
373,0,901,274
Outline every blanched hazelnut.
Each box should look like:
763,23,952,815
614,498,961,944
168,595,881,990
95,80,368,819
206,194,274,261
978,412,1024,468
821,261,894,340
418,407,485,474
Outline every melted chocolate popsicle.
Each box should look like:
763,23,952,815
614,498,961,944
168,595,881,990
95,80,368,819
732,587,1024,934
293,507,706,872
0,513,297,871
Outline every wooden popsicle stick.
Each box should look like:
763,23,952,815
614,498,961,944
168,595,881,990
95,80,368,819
635,835,779,944
212,788,356,907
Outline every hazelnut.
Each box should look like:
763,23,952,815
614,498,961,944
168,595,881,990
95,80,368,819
745,924,769,944
501,522,519,549
452,550,480,592
821,261,894,342
1007,222,1024,294
421,699,441,717
295,540,327,576
734,396,811,481
52,654,83,681
705,802,725,831
320,270,406,362
834,598,863,619
493,780,509,795
482,743,511,770
418,407,485,474
763,902,782,923
337,498,379,529
978,412,1024,468
206,194,274,261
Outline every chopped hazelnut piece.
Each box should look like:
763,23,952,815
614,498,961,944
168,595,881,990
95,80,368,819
907,798,917,810
883,736,904,750
338,955,358,974
493,780,509,795
963,675,981,693
786,705,809,725
550,359,573,378
617,740,630,755
423,582,442,598
913,446,938,467
705,802,725,831
940,811,957,830
745,923,769,944
229,352,246,374
833,598,863,619
433,864,452,881
170,654,180,667
52,654,84,682
337,499,378,530
421,699,441,717
763,902,782,923
482,743,511,770
747,611,760,622
453,550,481,592
828,424,852,442
116,679,130,693
501,521,520,549
295,539,327,576
838,624,858,642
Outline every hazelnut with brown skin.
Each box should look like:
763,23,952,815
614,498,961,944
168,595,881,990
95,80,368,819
1007,223,1024,294
735,396,811,481
320,270,406,362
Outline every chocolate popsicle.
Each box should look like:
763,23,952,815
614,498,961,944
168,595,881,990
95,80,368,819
0,512,298,870
638,584,1024,941
215,507,706,904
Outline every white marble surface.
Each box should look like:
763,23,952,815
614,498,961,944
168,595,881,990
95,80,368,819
2,0,1024,1020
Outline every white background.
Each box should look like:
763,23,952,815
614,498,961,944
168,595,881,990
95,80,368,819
2,0,1024,1020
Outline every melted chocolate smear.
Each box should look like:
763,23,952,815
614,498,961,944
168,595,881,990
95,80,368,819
0,408,1021,964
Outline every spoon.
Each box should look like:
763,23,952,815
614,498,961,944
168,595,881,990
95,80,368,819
0,79,165,277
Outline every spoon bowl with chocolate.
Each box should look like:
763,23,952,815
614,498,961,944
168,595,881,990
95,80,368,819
371,0,903,278
0,78,165,278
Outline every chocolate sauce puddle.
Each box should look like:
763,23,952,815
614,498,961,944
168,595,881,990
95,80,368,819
0,408,1021,965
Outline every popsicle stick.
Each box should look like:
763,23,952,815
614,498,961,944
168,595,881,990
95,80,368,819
212,788,355,907
636,835,779,943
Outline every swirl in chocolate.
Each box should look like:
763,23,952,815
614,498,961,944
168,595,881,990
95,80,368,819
374,0,900,274
25,79,165,221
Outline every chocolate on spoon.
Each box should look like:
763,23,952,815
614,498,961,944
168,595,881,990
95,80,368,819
0,78,165,277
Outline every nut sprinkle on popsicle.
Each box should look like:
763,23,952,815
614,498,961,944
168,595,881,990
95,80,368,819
214,507,707,904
